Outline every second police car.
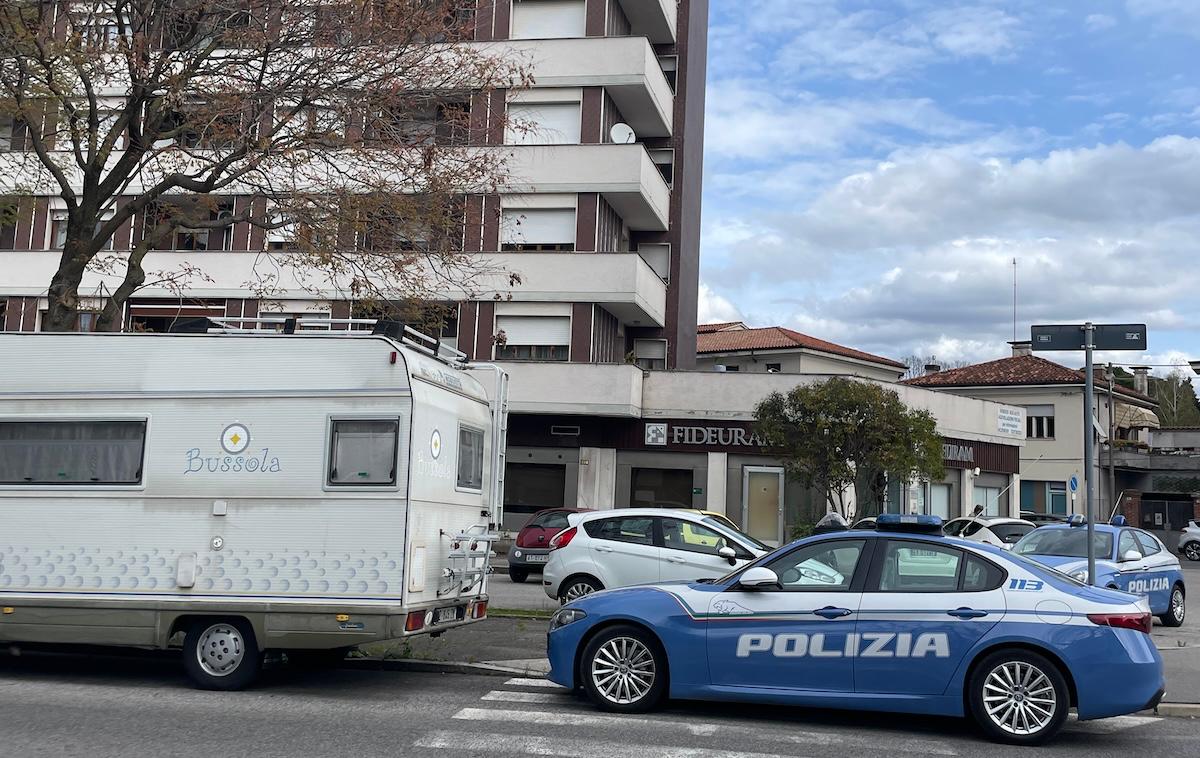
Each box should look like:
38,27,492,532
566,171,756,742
546,514,1166,745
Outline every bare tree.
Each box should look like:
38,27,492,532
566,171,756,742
0,0,530,331
901,355,973,380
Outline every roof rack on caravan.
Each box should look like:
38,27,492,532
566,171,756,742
196,316,469,368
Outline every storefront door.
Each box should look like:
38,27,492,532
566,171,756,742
930,484,951,519
742,467,784,546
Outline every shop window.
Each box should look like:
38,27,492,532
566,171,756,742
504,462,566,516
0,420,146,485
457,426,485,491
630,467,693,508
328,419,398,486
930,483,951,519
973,485,1003,517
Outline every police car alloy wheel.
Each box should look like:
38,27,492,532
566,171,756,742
581,625,666,713
1160,585,1186,628
182,618,263,691
968,649,1068,745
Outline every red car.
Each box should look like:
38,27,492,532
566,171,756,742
507,508,585,583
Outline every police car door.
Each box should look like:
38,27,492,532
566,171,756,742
1117,529,1174,614
705,537,870,693
854,539,1005,697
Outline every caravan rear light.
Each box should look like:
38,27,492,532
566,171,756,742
405,610,432,632
470,600,488,619
549,527,577,550
1088,612,1152,635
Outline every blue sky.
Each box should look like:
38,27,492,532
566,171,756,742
698,0,1200,375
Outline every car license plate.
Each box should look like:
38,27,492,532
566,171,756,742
526,554,549,563
435,606,459,624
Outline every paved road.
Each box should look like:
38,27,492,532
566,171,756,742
1,650,1196,758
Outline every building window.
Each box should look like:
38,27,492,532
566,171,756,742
650,149,674,186
766,362,782,373
630,467,693,508
720,364,740,372
50,213,114,251
1024,404,1055,439
457,426,485,491
0,420,146,485
510,0,586,39
658,56,678,93
366,100,467,146
494,314,570,361
973,485,1004,517
327,419,398,486
504,462,566,516
500,208,576,252
633,339,667,371
506,101,581,145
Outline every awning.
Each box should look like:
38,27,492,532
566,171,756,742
1115,403,1160,430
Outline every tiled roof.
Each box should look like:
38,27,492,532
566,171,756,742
903,354,1157,404
697,325,907,369
697,321,746,334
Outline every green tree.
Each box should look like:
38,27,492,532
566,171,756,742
755,378,945,518
1151,371,1200,427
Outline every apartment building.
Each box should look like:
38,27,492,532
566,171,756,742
0,0,707,531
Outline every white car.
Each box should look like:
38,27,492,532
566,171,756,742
1180,520,1200,562
942,516,1035,549
542,508,768,603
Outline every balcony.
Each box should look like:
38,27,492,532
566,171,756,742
504,144,671,231
485,37,673,137
485,362,644,417
617,0,677,43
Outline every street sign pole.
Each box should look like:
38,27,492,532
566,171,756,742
1083,322,1097,586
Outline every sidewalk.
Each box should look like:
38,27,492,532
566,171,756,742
361,615,1200,706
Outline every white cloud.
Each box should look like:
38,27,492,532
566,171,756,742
697,283,743,325
1127,0,1200,36
1084,13,1117,32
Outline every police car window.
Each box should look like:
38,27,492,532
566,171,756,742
764,540,864,592
1118,530,1141,558
962,555,1005,592
878,542,961,593
584,517,654,546
1134,531,1161,557
661,518,740,557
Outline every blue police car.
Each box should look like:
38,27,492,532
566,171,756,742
1011,516,1186,627
546,514,1165,745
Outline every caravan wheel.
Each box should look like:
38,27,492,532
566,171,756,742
183,618,262,690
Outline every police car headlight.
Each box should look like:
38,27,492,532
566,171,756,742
550,608,587,631
1070,570,1089,582
512,550,522,559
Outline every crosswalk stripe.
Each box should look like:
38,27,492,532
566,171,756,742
415,731,804,758
482,690,562,704
504,677,567,689
453,707,721,737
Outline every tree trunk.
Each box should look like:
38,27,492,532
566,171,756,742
43,249,89,332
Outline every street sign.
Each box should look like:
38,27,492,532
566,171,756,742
1031,323,1147,352
1069,475,1078,493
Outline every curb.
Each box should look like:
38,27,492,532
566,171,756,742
345,658,545,678
1155,703,1200,718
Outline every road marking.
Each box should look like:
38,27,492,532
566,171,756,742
416,731,804,758
1067,715,1161,733
452,707,721,736
482,690,562,704
504,677,567,689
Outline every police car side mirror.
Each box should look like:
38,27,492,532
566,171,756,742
718,546,737,565
1121,550,1143,562
738,566,780,590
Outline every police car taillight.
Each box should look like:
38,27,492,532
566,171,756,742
1087,612,1152,635
549,527,577,550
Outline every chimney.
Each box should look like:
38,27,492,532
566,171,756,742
1131,366,1150,395
924,362,941,374
1009,340,1032,358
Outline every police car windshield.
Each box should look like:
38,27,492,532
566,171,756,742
703,517,771,552
1013,528,1113,559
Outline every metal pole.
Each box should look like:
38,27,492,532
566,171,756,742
1084,323,1097,585
1107,365,1117,521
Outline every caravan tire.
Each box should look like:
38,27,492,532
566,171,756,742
183,618,262,691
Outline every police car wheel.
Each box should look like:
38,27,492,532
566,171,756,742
1159,585,1186,628
581,625,666,713
969,649,1068,745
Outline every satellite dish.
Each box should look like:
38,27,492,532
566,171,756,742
610,123,636,144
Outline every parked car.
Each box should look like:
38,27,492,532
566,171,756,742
1021,511,1069,525
1012,518,1186,627
508,508,587,583
1179,520,1200,562
542,508,768,603
942,516,1035,549
547,513,1165,745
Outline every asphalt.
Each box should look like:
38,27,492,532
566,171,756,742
1,648,1197,758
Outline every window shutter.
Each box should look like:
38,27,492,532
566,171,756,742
511,0,586,39
506,102,581,145
501,208,576,245
496,315,570,346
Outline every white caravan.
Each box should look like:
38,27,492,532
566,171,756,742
0,326,508,689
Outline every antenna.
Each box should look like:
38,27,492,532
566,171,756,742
610,123,636,144
1012,257,1018,342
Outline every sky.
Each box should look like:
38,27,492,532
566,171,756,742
697,0,1200,376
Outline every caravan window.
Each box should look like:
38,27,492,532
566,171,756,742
457,426,484,491
328,419,398,486
0,420,146,485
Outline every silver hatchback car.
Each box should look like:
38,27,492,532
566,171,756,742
1180,520,1200,562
